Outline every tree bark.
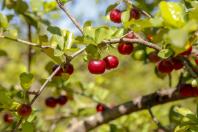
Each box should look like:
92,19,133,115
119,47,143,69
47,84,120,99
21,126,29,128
67,88,192,132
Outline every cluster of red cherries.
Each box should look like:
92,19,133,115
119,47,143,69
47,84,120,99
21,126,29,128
45,95,68,108
3,104,32,124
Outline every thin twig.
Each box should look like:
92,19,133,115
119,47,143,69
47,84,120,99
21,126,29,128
27,24,32,73
148,107,168,131
70,47,86,58
168,73,172,87
55,0,84,35
0,35,51,48
182,58,198,78
102,38,161,51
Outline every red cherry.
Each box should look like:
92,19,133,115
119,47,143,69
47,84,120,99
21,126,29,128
130,8,140,20
96,103,106,112
118,43,133,55
88,60,106,74
148,51,160,63
179,45,192,56
64,63,74,75
110,9,122,23
195,57,198,65
52,65,63,76
45,97,57,108
179,84,198,97
3,113,13,124
57,95,68,106
103,55,119,70
17,104,32,117
171,57,184,70
157,59,174,73
147,34,153,41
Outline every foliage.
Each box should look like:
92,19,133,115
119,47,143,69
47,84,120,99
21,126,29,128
0,0,197,131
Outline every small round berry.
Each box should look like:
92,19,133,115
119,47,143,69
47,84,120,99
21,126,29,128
195,58,198,65
157,59,174,73
148,51,160,63
57,95,68,106
45,97,57,108
3,113,13,124
52,65,63,76
179,45,192,56
64,63,74,75
147,34,153,41
171,57,184,70
96,103,106,112
88,60,106,74
179,84,197,97
130,8,140,20
132,50,146,61
118,43,133,55
17,104,32,117
110,9,122,23
103,55,119,70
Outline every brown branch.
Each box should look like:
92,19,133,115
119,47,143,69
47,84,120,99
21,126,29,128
27,24,32,73
55,0,84,35
101,38,162,51
67,88,193,132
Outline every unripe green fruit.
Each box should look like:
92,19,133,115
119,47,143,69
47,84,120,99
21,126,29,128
132,50,146,61
191,79,198,88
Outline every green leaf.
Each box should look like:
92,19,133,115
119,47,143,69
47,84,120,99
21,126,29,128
22,122,34,132
0,13,8,28
105,3,119,15
159,1,185,28
42,48,62,64
95,26,110,43
121,10,130,24
23,13,38,28
30,0,42,12
47,26,62,36
20,72,34,90
85,45,100,60
50,35,64,50
43,1,57,12
0,50,7,57
0,89,12,106
158,49,174,59
4,29,18,39
14,0,28,14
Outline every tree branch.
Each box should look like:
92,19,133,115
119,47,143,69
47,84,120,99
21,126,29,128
0,35,51,49
55,0,84,35
67,88,193,132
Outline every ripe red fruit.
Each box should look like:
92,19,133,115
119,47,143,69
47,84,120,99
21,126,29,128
147,34,153,41
118,43,133,55
148,51,160,63
45,97,57,108
17,104,32,117
57,95,68,106
64,63,74,75
157,59,174,73
109,9,122,23
195,58,198,65
171,57,184,70
179,84,198,97
103,55,119,70
179,45,192,56
130,8,140,20
3,113,13,124
88,60,106,74
52,65,63,76
96,103,106,112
